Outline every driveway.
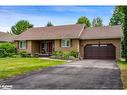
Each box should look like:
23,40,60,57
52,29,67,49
4,60,123,89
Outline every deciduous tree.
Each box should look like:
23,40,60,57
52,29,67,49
76,16,91,27
11,20,33,35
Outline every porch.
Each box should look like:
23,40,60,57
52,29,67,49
30,40,55,57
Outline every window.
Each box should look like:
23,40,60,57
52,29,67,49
100,45,107,47
61,39,70,47
19,41,26,49
91,45,99,47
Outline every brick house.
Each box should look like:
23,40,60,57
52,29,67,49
14,24,122,60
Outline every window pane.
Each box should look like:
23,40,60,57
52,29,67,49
61,39,70,47
19,41,26,49
66,40,70,46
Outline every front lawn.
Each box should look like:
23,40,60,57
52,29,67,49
117,61,127,89
0,58,65,79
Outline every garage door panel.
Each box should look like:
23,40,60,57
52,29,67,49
84,44,115,59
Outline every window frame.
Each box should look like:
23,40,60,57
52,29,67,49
61,39,71,48
19,40,26,49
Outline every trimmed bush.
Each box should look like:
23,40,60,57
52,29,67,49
0,43,16,57
19,50,31,57
69,50,79,58
52,51,64,58
52,50,79,60
63,52,70,60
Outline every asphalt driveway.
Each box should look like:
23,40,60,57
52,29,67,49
4,60,123,89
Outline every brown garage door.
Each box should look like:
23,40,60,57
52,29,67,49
84,44,116,59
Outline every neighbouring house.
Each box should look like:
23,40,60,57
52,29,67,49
0,31,14,42
14,24,122,60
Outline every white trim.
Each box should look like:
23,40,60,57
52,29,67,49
19,40,26,49
61,39,70,48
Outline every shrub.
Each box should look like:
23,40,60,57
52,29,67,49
52,50,79,60
68,56,75,60
19,50,31,57
0,49,7,57
69,50,79,58
0,43,16,57
53,51,64,58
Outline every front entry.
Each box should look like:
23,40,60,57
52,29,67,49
84,44,116,59
40,40,54,55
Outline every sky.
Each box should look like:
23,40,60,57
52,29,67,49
0,6,115,32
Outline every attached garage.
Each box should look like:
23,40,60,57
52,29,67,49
84,44,116,59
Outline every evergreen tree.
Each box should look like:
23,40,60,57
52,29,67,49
92,17,103,27
121,6,127,62
46,22,53,27
109,6,124,25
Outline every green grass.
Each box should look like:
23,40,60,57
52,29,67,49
117,60,127,89
0,58,65,79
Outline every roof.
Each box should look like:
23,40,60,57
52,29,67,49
80,25,122,40
15,24,85,40
14,24,122,41
0,32,15,42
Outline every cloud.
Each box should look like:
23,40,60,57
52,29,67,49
0,11,77,31
0,26,10,32
50,6,97,13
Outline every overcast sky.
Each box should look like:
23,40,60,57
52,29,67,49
0,6,114,32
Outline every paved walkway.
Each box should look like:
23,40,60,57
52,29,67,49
5,60,123,89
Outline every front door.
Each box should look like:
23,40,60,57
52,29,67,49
47,41,53,54
40,41,54,54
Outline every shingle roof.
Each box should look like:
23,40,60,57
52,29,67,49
14,24,122,41
80,25,122,39
15,24,85,40
0,32,14,42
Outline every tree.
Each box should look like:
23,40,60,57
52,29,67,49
109,6,124,26
92,17,103,27
46,22,53,27
76,16,91,27
120,6,127,62
11,20,33,35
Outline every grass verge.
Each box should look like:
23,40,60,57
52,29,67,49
0,58,65,79
117,60,127,89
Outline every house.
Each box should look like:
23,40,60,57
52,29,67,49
14,24,122,60
0,31,14,42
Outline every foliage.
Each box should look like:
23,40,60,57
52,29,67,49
11,20,33,35
52,50,79,60
121,6,127,62
0,43,16,57
117,61,127,89
52,51,64,58
0,58,65,78
46,21,54,27
92,17,103,27
0,49,7,57
19,50,31,57
76,16,91,27
109,6,124,26
69,50,79,58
